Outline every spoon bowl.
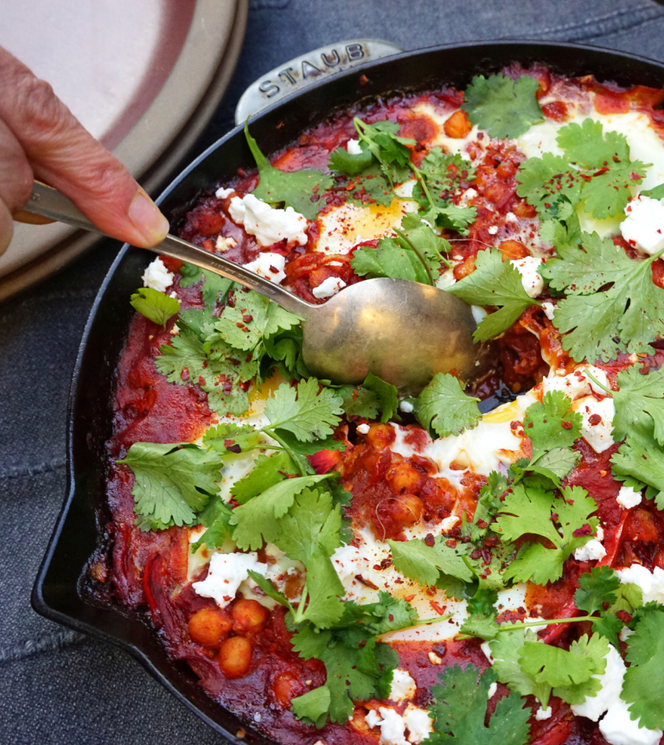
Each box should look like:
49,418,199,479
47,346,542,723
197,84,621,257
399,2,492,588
26,181,484,394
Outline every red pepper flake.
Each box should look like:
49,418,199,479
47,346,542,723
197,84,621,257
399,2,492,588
198,376,206,386
588,414,602,426
429,600,447,616
355,575,380,590
242,314,253,323
573,523,593,537
445,539,457,548
561,420,573,430
358,74,369,86
404,594,416,602
181,367,190,382
424,533,435,547
616,609,632,624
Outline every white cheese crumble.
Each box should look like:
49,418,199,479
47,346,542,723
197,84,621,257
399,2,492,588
346,138,363,155
428,651,442,665
192,552,267,608
215,235,237,251
617,485,643,509
312,276,347,299
541,300,556,321
541,366,610,400
228,193,308,246
142,257,174,293
510,256,544,298
399,400,415,414
389,668,417,701
572,395,615,453
570,644,663,745
215,186,234,199
357,423,371,434
402,705,434,744
471,305,487,324
487,225,499,235
242,252,287,284
620,194,664,256
481,641,495,664
617,564,664,604
536,706,553,721
574,538,607,562
487,682,498,699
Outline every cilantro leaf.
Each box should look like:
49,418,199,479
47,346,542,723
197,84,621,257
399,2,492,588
525,391,582,454
461,74,543,139
489,629,552,706
415,372,481,437
178,266,232,308
388,535,474,587
342,162,395,207
203,422,261,453
244,123,332,220
230,473,334,550
191,496,234,551
575,565,620,615
495,483,598,585
613,365,664,447
130,287,180,326
519,633,608,705
351,239,432,284
264,378,344,442
611,439,664,509
231,451,298,503
328,141,373,175
556,119,630,167
414,148,475,199
516,153,583,218
362,372,398,423
446,248,539,342
354,118,415,186
542,232,664,362
422,203,478,235
459,586,500,640
642,183,664,200
118,442,220,528
429,664,531,745
469,471,509,541
622,605,664,729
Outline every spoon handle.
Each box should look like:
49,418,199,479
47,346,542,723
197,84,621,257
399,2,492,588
26,181,316,317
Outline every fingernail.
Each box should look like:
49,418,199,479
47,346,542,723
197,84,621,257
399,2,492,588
128,190,169,243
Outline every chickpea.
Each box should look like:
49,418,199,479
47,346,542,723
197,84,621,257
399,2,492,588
272,671,303,708
391,494,424,528
387,462,422,495
443,110,472,139
499,239,529,260
231,598,269,634
364,423,395,450
188,607,232,648
218,636,252,678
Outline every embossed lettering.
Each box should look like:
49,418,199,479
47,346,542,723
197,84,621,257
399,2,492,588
278,67,297,85
302,60,322,79
321,49,341,67
346,43,365,61
259,80,280,98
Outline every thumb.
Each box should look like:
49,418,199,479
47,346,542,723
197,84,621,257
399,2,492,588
0,47,169,248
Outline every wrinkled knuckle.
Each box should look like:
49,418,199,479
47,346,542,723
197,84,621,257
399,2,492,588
14,70,65,137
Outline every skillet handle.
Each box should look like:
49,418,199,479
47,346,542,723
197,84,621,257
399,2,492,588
234,39,404,125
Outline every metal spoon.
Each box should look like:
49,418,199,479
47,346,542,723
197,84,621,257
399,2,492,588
25,181,483,394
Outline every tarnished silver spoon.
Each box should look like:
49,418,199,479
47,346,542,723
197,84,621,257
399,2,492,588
25,181,483,395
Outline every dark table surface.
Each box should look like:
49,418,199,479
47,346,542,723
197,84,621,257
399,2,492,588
3,0,664,742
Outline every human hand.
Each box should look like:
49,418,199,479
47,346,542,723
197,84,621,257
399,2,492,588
0,46,169,256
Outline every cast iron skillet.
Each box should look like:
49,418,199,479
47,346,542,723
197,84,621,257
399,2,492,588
32,41,664,744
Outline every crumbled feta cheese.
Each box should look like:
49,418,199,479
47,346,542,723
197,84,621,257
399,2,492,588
574,538,607,562
229,193,308,246
572,395,615,453
402,705,433,744
170,323,180,336
366,707,407,745
471,305,487,325
346,138,363,155
357,423,370,434
142,257,174,293
505,212,518,222
571,645,626,722
428,651,442,665
600,697,663,745
620,194,664,256
510,256,544,298
242,252,287,283
487,225,499,235
215,187,234,199
617,564,664,604
597,525,605,541
215,235,237,251
440,515,460,532
458,188,478,207
536,706,553,721
312,276,346,299
487,682,498,699
619,626,635,642
541,301,556,321
541,366,610,400
193,552,267,608
399,400,414,414
390,669,417,701
617,485,643,509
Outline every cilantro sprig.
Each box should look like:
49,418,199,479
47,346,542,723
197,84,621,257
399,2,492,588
461,73,544,139
414,372,482,437
446,248,540,341
130,287,180,326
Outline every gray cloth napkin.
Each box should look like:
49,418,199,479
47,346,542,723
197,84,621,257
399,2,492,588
2,0,664,741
